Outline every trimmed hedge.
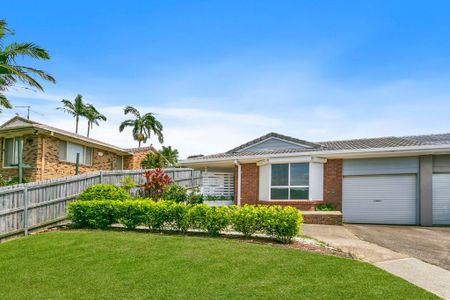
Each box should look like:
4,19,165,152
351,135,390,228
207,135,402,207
68,201,303,243
77,184,131,201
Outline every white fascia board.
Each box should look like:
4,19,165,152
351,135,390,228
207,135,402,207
179,144,450,165
268,156,327,164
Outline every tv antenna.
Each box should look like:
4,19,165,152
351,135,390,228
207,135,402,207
15,106,31,119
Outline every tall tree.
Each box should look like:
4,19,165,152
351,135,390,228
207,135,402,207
0,19,55,111
119,106,164,147
159,146,179,166
57,94,86,133
85,104,107,137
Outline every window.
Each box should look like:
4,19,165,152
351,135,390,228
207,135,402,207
270,163,309,200
3,138,22,167
59,141,93,165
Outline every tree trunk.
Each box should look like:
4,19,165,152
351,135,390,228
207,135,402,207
87,121,90,137
75,115,79,133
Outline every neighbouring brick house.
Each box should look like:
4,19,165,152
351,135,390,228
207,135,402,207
0,116,156,181
181,132,450,226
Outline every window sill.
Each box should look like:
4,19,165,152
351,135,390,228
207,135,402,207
260,199,324,203
58,160,92,167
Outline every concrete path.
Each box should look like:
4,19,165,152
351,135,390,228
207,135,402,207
302,224,450,299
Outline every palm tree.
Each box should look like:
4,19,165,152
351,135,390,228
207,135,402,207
159,146,179,166
119,106,164,147
85,104,107,137
57,94,86,133
0,19,55,111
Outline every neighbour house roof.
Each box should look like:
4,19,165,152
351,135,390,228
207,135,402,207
181,131,450,162
0,116,156,156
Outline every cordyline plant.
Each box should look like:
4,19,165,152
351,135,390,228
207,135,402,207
141,168,172,200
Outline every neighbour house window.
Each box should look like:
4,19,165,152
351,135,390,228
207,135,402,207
3,137,21,167
270,163,309,200
59,141,93,165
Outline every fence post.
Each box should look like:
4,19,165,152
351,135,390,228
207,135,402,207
23,186,29,236
99,171,103,184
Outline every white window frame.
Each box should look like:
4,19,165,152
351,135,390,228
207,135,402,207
2,137,22,168
59,141,93,166
269,163,309,200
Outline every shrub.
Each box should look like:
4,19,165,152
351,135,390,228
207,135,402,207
68,200,118,229
167,202,191,233
77,184,130,201
189,204,231,236
231,205,263,238
68,200,302,242
145,200,172,230
260,206,303,243
187,191,204,204
161,184,187,202
117,200,150,230
315,203,335,211
141,168,172,200
119,176,137,193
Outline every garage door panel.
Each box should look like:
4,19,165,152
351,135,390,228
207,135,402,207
343,175,417,225
432,174,450,225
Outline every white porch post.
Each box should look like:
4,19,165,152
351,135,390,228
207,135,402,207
234,160,242,206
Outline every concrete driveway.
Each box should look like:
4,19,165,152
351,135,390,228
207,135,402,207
302,224,450,299
346,224,450,270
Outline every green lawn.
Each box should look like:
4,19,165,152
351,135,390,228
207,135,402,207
0,230,437,300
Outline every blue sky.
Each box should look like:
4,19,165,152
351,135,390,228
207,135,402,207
4,1,450,158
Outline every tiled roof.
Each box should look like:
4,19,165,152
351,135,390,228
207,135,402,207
183,132,450,161
226,132,322,153
125,145,157,153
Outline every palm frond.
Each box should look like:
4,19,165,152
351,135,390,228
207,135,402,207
3,42,51,61
119,119,136,132
123,106,140,118
0,92,12,112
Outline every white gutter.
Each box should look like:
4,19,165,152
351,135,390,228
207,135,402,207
181,144,450,165
234,160,242,206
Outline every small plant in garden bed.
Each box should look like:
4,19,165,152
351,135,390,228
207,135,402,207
161,184,187,202
315,203,335,211
140,168,172,200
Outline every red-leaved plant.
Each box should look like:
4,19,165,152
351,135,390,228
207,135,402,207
141,168,172,200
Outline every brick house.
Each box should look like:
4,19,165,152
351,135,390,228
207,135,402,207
180,132,450,226
0,116,156,181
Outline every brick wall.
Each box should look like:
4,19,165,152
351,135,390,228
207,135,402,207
0,135,40,181
235,159,343,211
0,135,127,181
123,147,155,169
323,159,343,210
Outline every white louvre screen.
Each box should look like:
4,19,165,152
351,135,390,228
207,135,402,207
201,172,234,199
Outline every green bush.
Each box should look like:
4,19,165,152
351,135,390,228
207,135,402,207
68,200,118,229
315,203,335,211
78,184,130,201
260,206,303,243
117,200,150,229
161,184,187,202
146,200,172,230
189,204,231,236
167,202,191,233
231,205,263,238
68,200,302,243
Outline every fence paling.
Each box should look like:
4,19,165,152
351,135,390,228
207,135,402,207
0,168,201,238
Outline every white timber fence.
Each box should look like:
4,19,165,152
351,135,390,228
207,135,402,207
0,168,201,240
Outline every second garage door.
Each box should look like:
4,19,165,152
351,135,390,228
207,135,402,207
432,174,450,225
343,174,417,224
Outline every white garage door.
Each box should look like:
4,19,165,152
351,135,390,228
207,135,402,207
343,175,417,224
432,174,450,225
